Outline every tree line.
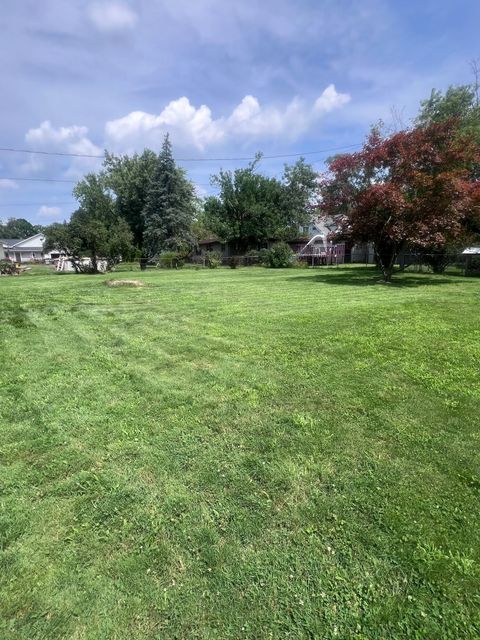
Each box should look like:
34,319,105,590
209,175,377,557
4,81,480,279
41,135,318,272
0,218,43,239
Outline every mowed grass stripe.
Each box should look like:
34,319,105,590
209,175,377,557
0,266,479,639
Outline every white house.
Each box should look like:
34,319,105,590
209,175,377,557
299,215,340,242
0,233,57,263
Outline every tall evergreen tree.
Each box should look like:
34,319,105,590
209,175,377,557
142,134,196,259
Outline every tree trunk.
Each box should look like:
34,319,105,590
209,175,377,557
70,257,83,273
375,243,397,282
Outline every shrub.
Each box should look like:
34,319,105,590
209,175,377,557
0,260,18,275
206,250,222,269
420,247,456,274
228,256,240,269
293,258,309,269
259,248,270,264
158,251,184,269
263,242,294,268
243,249,262,266
466,255,480,276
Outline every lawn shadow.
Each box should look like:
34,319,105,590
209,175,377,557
288,267,456,288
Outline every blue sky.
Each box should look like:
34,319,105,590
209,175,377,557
0,0,479,225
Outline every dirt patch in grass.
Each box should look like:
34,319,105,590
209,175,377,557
105,279,145,288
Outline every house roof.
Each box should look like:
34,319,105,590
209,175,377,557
198,236,223,245
462,247,480,255
0,238,22,247
8,233,44,248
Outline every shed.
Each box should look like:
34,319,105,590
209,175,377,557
462,247,480,276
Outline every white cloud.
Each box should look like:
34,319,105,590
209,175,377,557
105,97,223,151
38,206,62,218
314,84,351,113
105,86,351,151
87,2,138,32
226,95,314,140
26,121,90,146
21,86,350,179
25,121,103,178
0,179,19,189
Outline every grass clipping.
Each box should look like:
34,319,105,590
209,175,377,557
105,279,145,288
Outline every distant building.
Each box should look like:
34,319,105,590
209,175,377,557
0,233,56,263
197,214,375,264
462,247,480,276
197,237,229,256
198,216,340,257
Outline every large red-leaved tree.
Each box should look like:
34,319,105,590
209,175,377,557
320,121,480,281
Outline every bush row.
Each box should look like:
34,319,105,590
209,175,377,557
155,243,302,269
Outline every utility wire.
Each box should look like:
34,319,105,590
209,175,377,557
0,143,360,185
0,202,76,207
0,176,76,183
0,176,215,186
0,143,361,163
197,144,361,162
0,147,104,159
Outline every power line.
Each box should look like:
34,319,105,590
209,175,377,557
0,147,104,159
178,144,362,162
0,176,76,183
0,143,362,163
0,177,214,189
0,202,76,207
0,143,360,185
0,139,357,187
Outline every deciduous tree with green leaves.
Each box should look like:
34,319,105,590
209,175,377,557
203,154,317,252
0,218,39,239
415,85,480,139
44,174,133,273
103,149,158,249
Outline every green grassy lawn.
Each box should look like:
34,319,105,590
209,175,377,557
1,266,479,639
